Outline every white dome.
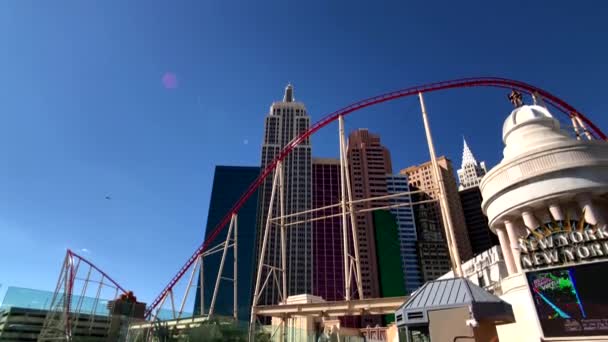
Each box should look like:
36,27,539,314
481,104,608,229
501,105,571,160
502,105,557,142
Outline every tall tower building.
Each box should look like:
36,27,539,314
311,158,359,327
457,138,487,190
408,183,451,281
311,158,344,301
401,157,473,279
459,186,499,256
456,138,496,255
347,129,392,326
347,129,392,301
386,174,423,293
193,166,260,320
255,84,312,305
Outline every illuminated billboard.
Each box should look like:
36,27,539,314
526,262,608,337
519,220,608,271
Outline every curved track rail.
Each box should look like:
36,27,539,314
43,249,129,338
144,76,606,317
66,249,128,294
65,249,128,317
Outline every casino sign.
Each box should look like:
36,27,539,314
518,217,608,270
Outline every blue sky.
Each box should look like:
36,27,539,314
1,0,607,305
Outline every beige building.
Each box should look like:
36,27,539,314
401,156,473,279
347,129,393,326
347,129,393,299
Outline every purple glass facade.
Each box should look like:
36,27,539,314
312,158,344,301
312,158,359,328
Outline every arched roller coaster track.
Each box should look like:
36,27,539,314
144,76,606,317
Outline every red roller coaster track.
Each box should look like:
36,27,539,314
144,76,607,317
64,249,128,316
51,249,129,337
66,249,128,295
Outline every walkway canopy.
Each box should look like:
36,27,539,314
395,278,514,327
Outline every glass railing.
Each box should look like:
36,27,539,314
255,325,386,342
0,286,110,316
0,286,55,311
124,321,390,342
152,308,194,321
0,286,196,321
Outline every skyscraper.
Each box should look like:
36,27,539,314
401,157,473,279
455,139,496,255
459,186,499,255
408,183,451,281
347,129,392,302
347,129,392,326
386,174,423,293
457,138,487,190
311,158,359,327
254,84,312,305
193,165,260,321
455,138,496,255
311,158,343,301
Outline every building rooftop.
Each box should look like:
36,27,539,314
400,155,450,174
312,157,340,165
395,277,514,327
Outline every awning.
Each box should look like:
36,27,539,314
395,278,514,327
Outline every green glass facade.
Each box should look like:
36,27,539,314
193,166,260,321
373,210,406,324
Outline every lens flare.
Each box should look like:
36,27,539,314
162,72,178,89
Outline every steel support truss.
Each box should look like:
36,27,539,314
38,250,128,341
248,160,288,341
150,213,239,325
247,112,458,341
248,118,371,341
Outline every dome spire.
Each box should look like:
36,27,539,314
283,83,294,102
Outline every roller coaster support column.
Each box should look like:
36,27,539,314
278,157,287,341
209,213,237,318
249,162,282,341
200,256,204,315
338,115,364,300
234,213,238,321
418,92,463,277
279,158,287,305
575,115,593,140
339,115,351,300
571,116,583,140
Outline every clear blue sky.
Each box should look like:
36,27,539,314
1,0,607,305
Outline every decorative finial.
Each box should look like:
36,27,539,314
508,90,523,108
